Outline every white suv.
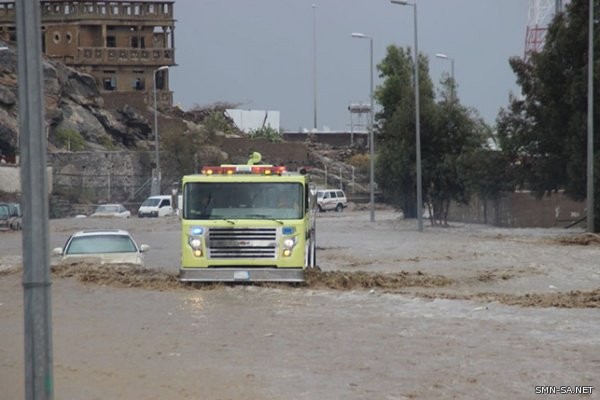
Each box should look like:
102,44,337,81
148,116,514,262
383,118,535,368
316,189,348,212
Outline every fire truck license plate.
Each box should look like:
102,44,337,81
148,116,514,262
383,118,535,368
234,271,250,280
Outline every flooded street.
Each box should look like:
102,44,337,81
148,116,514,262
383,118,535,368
1,211,599,399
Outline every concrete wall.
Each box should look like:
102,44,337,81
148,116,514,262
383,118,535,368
448,191,586,228
0,163,53,194
283,132,369,148
50,151,152,204
220,138,310,169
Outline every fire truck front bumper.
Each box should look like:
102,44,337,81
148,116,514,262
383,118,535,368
179,267,305,283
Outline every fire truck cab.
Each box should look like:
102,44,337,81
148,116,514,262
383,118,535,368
179,154,317,282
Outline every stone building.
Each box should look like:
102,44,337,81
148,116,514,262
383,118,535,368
0,0,175,107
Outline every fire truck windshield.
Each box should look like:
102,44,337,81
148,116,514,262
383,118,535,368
183,182,304,220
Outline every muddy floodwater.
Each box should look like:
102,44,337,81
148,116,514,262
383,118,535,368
1,210,599,399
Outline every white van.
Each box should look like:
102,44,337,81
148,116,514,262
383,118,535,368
138,195,173,218
316,189,348,212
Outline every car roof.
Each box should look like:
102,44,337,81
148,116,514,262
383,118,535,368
71,229,132,237
97,203,124,207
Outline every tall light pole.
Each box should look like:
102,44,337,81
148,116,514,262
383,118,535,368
587,0,595,232
391,0,423,232
352,32,375,222
435,52,455,101
152,65,169,196
312,3,318,130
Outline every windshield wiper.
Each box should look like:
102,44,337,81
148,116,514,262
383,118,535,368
245,214,284,225
208,215,236,224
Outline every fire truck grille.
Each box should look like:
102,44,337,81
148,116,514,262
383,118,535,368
207,228,278,259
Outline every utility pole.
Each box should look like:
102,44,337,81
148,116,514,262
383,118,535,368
17,0,54,398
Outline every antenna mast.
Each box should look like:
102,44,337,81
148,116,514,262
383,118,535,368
524,0,570,59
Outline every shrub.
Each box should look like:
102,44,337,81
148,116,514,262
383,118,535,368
347,153,370,174
55,128,85,151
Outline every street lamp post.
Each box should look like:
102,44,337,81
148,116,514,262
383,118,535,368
312,3,318,130
587,0,595,232
435,52,455,100
152,65,169,196
352,32,375,222
391,0,423,232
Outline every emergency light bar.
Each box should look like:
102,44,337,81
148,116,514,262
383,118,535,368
201,165,287,175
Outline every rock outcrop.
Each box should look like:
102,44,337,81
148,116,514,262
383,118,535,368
0,44,175,156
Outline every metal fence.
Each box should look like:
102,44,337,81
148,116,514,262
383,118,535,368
53,172,152,204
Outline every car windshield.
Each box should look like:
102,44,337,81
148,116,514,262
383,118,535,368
95,205,119,213
317,192,324,198
0,205,8,219
183,182,304,220
65,235,137,254
141,198,160,207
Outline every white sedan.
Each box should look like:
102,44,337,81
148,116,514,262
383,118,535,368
52,229,150,266
90,203,131,218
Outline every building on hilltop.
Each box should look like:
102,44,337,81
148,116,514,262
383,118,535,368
0,0,176,108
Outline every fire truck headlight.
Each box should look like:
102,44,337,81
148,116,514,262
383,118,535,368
188,237,203,257
282,237,297,257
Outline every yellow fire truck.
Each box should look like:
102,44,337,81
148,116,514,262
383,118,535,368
179,153,317,282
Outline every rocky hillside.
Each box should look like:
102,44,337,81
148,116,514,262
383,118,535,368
0,43,241,160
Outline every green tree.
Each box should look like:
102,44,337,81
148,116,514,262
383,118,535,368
497,0,600,231
375,46,490,223
374,45,436,217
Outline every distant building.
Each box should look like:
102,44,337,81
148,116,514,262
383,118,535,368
225,109,280,133
0,0,176,107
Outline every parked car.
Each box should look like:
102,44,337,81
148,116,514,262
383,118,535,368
90,203,131,218
137,195,173,218
0,203,10,231
52,229,150,266
316,189,348,212
6,202,22,230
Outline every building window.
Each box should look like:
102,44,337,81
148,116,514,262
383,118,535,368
129,36,146,49
103,77,117,91
53,31,61,43
133,77,145,91
66,32,72,44
155,70,166,90
106,36,116,47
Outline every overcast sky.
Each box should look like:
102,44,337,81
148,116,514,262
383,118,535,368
170,0,529,132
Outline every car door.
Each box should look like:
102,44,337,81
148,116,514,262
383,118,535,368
158,198,173,216
325,191,337,211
